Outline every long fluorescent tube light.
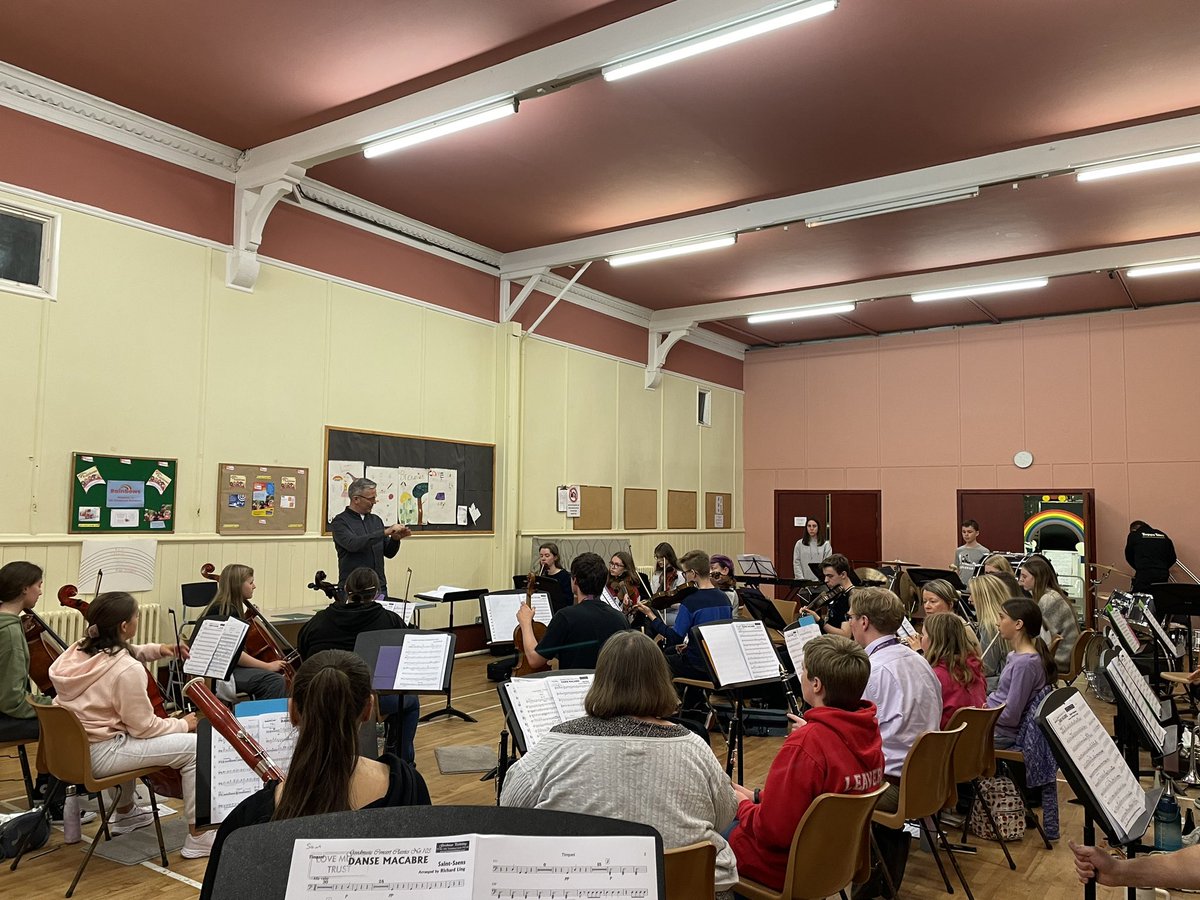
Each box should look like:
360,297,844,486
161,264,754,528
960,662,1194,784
911,277,1049,303
363,99,517,158
1075,148,1200,182
607,235,736,267
1126,259,1200,279
602,0,837,82
804,187,979,227
748,302,856,324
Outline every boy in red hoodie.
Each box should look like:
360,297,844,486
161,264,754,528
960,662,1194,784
728,635,884,890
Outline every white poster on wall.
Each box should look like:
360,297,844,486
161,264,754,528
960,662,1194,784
326,460,364,522
79,539,158,593
365,466,400,526
424,468,458,525
395,467,425,526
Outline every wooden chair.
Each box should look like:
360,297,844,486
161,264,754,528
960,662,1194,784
945,705,1014,870
1061,629,1096,687
871,725,968,900
13,699,170,897
0,735,38,808
736,785,888,900
1048,633,1063,667
664,840,716,900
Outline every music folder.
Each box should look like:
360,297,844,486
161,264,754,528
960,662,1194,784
353,629,457,695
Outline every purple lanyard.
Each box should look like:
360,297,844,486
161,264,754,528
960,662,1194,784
868,637,900,657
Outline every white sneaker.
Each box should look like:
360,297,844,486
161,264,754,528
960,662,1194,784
110,805,155,835
181,829,216,859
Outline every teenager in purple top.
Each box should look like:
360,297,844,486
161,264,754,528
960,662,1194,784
987,598,1057,747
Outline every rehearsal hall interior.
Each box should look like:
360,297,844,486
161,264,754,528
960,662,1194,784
3,2,1200,899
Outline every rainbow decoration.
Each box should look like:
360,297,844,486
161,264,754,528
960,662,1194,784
1023,509,1085,545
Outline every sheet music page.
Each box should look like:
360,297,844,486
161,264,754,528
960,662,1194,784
1109,651,1167,749
697,623,753,686
207,708,296,824
546,674,594,723
784,616,822,675
1043,692,1146,838
1108,607,1143,654
423,585,469,600
184,617,249,678
475,833,656,900
733,619,781,682
1138,599,1182,657
393,633,451,691
503,678,560,749
482,593,552,642
378,600,419,625
285,835,476,900
897,617,918,641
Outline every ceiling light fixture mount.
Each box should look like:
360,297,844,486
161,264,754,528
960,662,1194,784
747,301,856,324
602,0,837,82
803,187,979,227
363,98,518,158
607,235,737,267
911,277,1049,303
1075,147,1200,182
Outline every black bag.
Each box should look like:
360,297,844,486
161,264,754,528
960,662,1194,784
0,808,50,859
486,656,517,682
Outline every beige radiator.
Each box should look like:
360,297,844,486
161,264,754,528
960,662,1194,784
38,603,164,672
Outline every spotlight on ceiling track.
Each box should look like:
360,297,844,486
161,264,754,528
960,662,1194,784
363,98,517,158
747,302,856,324
607,235,736,267
602,0,837,82
1075,147,1200,182
1125,259,1200,279
911,277,1049,303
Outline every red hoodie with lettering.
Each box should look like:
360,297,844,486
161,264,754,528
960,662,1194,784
729,700,884,890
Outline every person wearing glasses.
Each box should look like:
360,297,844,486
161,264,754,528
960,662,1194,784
331,477,411,597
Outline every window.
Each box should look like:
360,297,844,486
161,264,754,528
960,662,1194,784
697,388,712,426
0,203,58,300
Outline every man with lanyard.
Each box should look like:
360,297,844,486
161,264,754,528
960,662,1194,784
331,477,410,596
848,587,942,900
516,552,629,670
802,553,856,638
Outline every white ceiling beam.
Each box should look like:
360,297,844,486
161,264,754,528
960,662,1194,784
649,234,1200,330
235,0,794,188
500,113,1200,273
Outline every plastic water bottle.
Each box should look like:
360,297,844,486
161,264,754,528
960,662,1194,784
1154,775,1182,851
63,785,81,844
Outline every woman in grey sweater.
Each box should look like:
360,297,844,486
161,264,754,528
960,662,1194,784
500,631,738,891
1018,556,1080,674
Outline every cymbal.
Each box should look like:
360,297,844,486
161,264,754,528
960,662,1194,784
882,560,919,567
1162,671,1196,685
855,567,889,586
1087,562,1132,575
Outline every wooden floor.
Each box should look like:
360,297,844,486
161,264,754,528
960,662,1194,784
0,656,1187,899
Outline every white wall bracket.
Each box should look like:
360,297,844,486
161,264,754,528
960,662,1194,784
501,268,549,322
226,165,306,291
645,325,694,390
527,261,590,336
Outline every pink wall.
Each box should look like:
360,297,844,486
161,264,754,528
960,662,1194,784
743,304,1200,581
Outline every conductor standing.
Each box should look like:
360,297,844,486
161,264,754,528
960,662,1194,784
1125,520,1176,593
331,477,411,596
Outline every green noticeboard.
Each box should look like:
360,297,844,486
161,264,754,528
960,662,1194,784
71,452,178,534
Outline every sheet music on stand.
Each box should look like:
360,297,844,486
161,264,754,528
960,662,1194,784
1106,605,1144,655
183,617,249,680
197,697,297,826
372,632,453,692
283,832,657,900
1136,597,1184,658
499,673,594,753
1038,688,1156,845
783,615,822,675
737,554,777,577
480,591,553,644
1104,649,1172,756
377,599,419,625
697,619,781,688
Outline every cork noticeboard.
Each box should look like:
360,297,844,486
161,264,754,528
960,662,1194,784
624,488,657,530
217,463,309,534
572,485,613,531
705,492,733,529
667,490,698,529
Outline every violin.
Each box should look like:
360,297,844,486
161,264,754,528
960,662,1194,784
200,563,299,679
607,573,642,617
649,581,697,612
57,581,184,799
513,573,550,676
21,608,68,694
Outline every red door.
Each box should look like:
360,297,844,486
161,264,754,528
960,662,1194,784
829,492,883,569
774,492,829,580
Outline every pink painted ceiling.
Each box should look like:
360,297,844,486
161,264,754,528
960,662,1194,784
3,0,1200,346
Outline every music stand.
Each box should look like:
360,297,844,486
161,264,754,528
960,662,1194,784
906,567,967,592
209,806,666,900
737,554,777,577
510,575,570,612
1148,583,1200,672
353,628,470,723
493,668,594,797
1102,648,1177,777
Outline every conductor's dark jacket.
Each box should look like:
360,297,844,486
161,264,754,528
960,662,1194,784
331,508,400,593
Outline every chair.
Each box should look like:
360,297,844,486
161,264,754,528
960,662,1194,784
0,735,38,808
180,580,218,639
736,785,888,900
664,840,716,900
944,705,1014,870
13,700,168,897
871,725,968,900
1061,629,1097,687
1047,633,1063,667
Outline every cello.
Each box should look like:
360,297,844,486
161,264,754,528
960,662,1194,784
512,573,550,676
57,580,184,798
200,563,300,681
21,607,69,694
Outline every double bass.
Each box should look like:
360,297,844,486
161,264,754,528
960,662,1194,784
513,573,550,676
199,563,300,681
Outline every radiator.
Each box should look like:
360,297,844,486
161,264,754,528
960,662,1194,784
39,603,164,672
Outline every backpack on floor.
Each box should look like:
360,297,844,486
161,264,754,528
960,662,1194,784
0,808,50,859
968,775,1025,842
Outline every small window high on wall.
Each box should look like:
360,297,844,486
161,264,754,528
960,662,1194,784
0,203,58,300
697,388,712,426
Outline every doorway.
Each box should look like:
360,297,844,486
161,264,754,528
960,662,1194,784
774,491,883,580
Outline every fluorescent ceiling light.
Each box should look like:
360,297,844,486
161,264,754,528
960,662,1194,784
1126,259,1200,278
804,187,979,227
748,302,856,324
1075,148,1200,182
602,0,837,82
607,235,736,267
911,277,1049,303
363,99,517,158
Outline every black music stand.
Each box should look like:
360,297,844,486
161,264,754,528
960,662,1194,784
492,668,594,797
413,587,487,721
209,806,666,900
354,628,470,723
479,590,554,646
1149,583,1200,670
510,574,570,612
1102,648,1177,777
906,567,967,592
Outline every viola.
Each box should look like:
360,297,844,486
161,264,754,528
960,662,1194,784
200,563,299,679
513,572,550,676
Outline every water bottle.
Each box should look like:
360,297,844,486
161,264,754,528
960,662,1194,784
1154,774,1181,851
63,785,81,844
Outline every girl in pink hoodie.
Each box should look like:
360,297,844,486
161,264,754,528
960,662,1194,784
49,591,214,858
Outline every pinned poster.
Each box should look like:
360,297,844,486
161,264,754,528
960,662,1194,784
557,487,569,513
366,466,400,526
424,468,458,525
79,539,158,593
326,460,364,522
565,485,581,518
395,466,426,526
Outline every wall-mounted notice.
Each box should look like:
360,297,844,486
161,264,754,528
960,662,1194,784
218,464,308,534
565,484,581,518
71,453,177,534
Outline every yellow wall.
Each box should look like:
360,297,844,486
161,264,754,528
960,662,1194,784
0,187,743,638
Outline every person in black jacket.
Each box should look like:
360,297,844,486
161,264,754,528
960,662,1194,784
331,477,410,595
1125,521,1176,593
299,567,420,763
